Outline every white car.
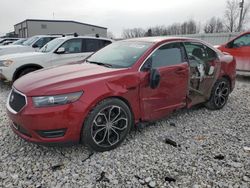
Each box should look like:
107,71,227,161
0,35,58,56
0,36,112,81
0,38,20,46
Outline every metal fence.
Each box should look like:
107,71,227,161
177,32,240,45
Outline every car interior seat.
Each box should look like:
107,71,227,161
192,48,204,60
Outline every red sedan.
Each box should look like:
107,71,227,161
6,37,236,151
217,31,250,76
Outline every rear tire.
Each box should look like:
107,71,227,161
205,78,230,110
81,98,133,152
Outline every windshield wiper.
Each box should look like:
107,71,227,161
86,60,113,68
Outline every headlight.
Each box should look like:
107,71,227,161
0,60,14,67
32,91,83,107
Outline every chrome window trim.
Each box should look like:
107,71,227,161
6,88,28,114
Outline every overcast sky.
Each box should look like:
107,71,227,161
0,0,248,37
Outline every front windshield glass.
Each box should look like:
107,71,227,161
23,36,39,46
12,39,27,45
40,38,65,53
87,41,152,68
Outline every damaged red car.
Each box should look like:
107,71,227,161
217,31,250,76
7,37,236,151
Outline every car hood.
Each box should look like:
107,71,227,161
14,63,125,96
0,44,23,49
0,45,33,56
0,52,46,61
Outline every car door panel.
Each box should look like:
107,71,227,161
51,38,89,66
140,63,189,121
139,42,189,121
221,34,250,71
224,46,250,71
184,42,220,107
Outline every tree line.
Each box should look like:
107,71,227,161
122,0,250,38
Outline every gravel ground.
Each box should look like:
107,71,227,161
0,78,250,188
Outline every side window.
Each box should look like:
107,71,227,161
60,39,82,54
83,39,100,52
151,43,183,68
184,42,217,67
184,42,217,63
233,34,250,47
99,40,112,48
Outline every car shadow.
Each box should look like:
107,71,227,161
0,80,11,90
236,75,250,83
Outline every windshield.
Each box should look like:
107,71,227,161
12,39,27,45
40,38,65,53
87,41,152,68
23,36,39,46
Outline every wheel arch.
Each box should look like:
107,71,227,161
79,95,136,144
221,74,232,92
86,95,135,125
13,64,43,81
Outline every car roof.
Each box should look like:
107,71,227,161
57,36,113,41
124,36,223,55
31,35,62,38
124,36,199,43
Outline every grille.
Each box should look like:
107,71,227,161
9,89,26,113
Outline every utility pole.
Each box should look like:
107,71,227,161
238,0,244,31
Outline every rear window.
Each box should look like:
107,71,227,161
83,39,112,52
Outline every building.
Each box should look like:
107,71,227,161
14,19,107,38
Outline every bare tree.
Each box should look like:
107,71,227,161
204,17,224,33
180,20,199,34
146,25,168,36
122,19,200,38
224,0,250,32
122,28,146,38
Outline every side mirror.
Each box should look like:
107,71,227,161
150,69,161,89
56,47,66,54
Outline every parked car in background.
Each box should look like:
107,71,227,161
2,41,15,46
11,38,27,45
0,38,20,46
217,31,250,76
6,37,236,151
0,35,59,56
0,36,112,81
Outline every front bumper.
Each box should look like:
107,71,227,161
6,93,88,145
0,67,13,81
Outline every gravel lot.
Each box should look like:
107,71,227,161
0,78,250,188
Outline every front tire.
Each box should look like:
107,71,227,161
81,98,133,152
205,78,230,110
